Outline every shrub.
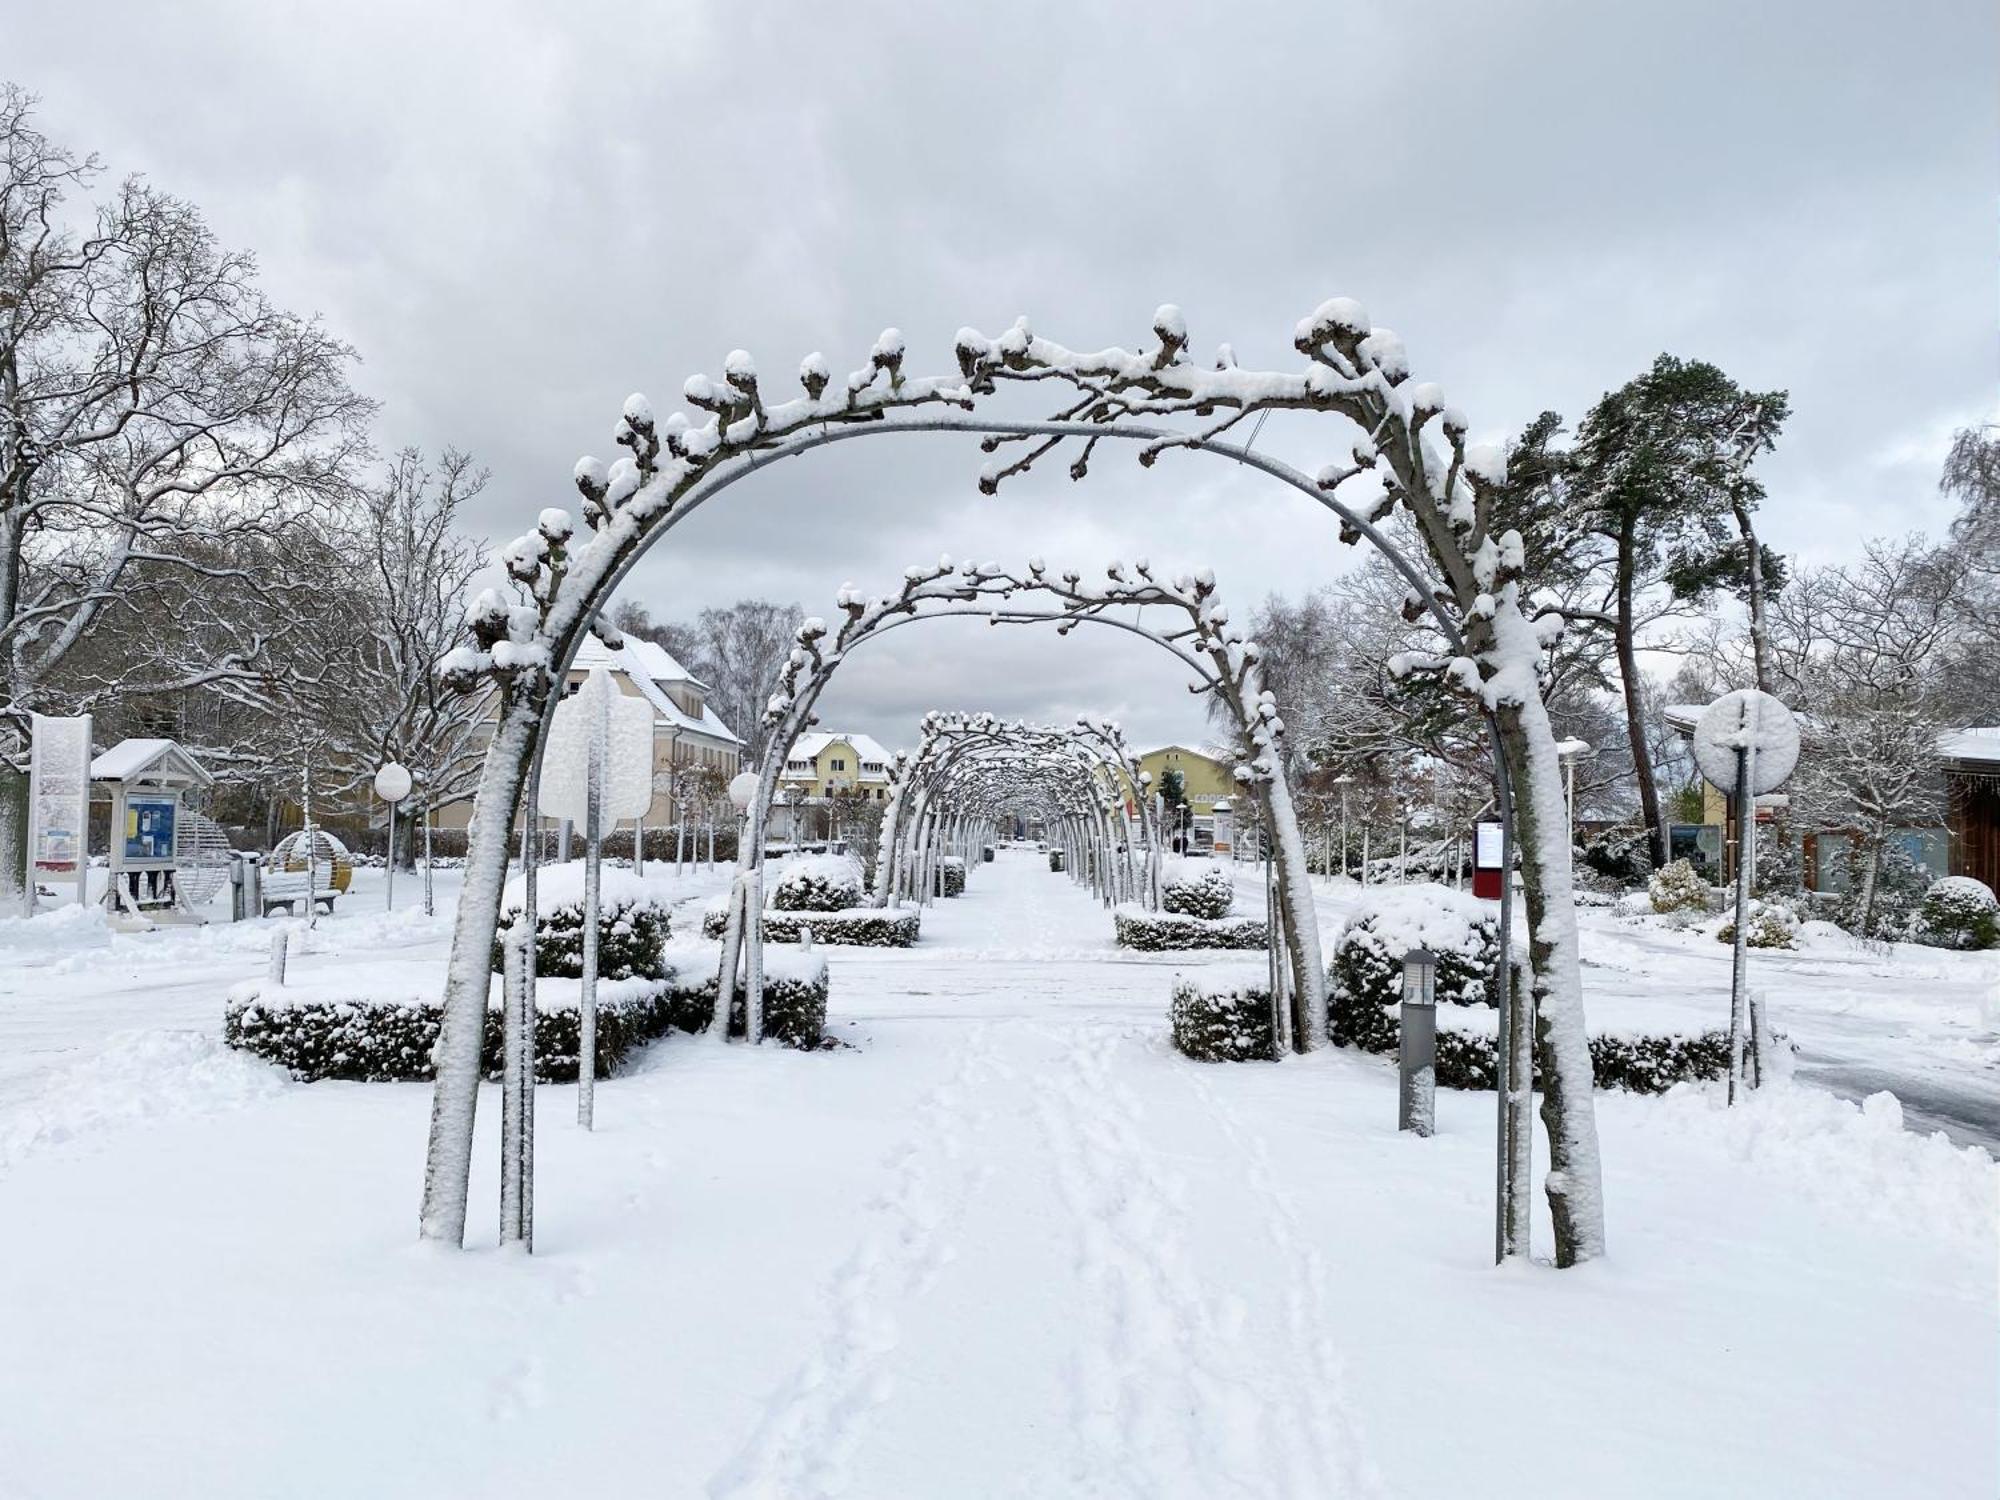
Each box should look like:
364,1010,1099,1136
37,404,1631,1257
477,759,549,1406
1913,876,1999,951
1049,849,1066,872
1169,973,1277,1061
1328,883,1499,1030
939,856,966,898
771,854,864,913
700,904,920,947
1716,901,1799,950
1835,842,1930,938
1580,825,1650,885
664,959,832,1049
1161,859,1234,919
982,845,995,863
1647,858,1711,915
1114,906,1267,951
490,866,670,979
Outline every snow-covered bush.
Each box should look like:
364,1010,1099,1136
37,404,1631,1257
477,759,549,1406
1647,858,1712,915
1715,900,1800,950
1161,859,1234,919
491,866,671,980
1580,825,1650,886
226,976,680,1084
1048,849,1066,873
1169,972,1276,1062
1834,842,1930,939
938,855,966,898
771,853,864,912
1913,877,1999,951
1115,906,1267,951
667,951,832,1049
1327,883,1499,1045
700,904,920,947
982,845,995,863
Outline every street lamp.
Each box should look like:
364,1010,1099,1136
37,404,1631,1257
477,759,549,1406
373,761,413,912
1555,739,1596,862
1333,773,1354,881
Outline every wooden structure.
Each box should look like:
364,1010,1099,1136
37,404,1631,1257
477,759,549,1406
90,738,215,922
1942,729,2000,892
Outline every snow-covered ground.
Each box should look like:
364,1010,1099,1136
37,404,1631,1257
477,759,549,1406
0,848,1994,1497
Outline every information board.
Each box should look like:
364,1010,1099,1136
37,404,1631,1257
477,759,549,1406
26,713,91,906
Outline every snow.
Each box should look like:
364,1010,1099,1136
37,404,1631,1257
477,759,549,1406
0,853,1993,1497
500,862,674,914
1336,880,1495,964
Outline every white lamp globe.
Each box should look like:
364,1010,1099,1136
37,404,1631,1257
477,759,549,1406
374,762,413,803
728,771,760,811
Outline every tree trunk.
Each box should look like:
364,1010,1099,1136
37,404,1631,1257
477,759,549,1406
1614,530,1667,869
1856,841,1882,938
1491,605,1607,1266
0,760,26,913
419,684,542,1245
1261,773,1327,1050
1733,498,1774,696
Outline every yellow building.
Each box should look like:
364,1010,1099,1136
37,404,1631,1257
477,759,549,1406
778,732,895,802
1136,744,1238,854
437,636,742,831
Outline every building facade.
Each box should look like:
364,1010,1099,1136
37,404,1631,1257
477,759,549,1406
1135,744,1237,855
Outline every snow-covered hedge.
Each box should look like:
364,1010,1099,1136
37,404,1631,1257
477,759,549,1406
1114,906,1267,951
937,856,967,898
1913,876,1998,951
1048,849,1065,872
490,866,671,980
1327,883,1499,1030
225,973,681,1083
1715,901,1799,950
1648,859,1712,915
225,945,835,1080
1160,859,1233,919
700,904,920,947
1169,969,1276,1062
982,845,995,863
770,854,864,913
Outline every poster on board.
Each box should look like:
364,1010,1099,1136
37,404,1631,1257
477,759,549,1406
26,713,91,908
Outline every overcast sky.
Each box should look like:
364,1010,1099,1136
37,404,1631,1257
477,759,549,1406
12,1,1995,755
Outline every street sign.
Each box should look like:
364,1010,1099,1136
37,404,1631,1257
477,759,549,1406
1472,818,1505,900
542,668,655,824
1694,690,1799,796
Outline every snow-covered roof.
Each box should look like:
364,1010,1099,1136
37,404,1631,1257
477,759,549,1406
89,738,214,788
568,636,740,746
782,731,895,778
1938,727,2000,767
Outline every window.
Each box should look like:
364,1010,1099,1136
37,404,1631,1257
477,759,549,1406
831,758,845,771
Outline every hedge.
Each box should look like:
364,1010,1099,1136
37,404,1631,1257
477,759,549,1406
1328,884,1500,1013
490,882,671,980
1049,849,1065,872
225,962,833,1082
1161,861,1234,919
937,856,967,898
699,905,920,947
1169,973,1277,1061
1114,906,1268,951
771,855,864,913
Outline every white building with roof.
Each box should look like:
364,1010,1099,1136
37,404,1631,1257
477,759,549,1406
777,731,896,802
437,635,743,831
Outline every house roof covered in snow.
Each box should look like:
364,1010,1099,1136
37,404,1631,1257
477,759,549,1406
89,738,214,788
1938,727,2000,768
783,731,895,778
568,635,741,746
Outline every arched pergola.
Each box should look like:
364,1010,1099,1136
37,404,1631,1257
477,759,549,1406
425,299,1600,1269
710,559,1326,1055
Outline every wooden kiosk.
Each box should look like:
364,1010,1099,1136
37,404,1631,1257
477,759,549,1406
91,738,215,927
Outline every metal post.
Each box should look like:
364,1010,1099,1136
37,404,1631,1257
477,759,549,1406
1728,736,1760,1105
499,923,528,1245
268,928,288,985
422,799,434,916
385,800,397,913
1399,948,1438,1136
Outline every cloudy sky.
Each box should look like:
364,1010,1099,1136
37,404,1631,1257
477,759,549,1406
12,1,1994,755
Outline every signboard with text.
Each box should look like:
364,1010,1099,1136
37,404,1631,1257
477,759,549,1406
26,713,91,907
1472,819,1505,900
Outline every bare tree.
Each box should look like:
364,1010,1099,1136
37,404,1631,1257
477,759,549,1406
614,596,800,765
0,86,370,892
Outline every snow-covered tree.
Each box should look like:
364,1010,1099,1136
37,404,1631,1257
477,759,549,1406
0,87,370,893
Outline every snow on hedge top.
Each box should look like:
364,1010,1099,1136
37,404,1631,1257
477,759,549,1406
773,853,864,895
499,864,674,914
1925,876,1996,910
1336,882,1496,961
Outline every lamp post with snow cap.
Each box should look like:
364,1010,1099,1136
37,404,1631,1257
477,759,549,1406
1334,773,1354,880
374,761,413,912
1554,738,1595,867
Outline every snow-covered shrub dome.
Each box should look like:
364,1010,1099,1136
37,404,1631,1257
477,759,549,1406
1161,858,1234,920
492,865,671,980
1579,825,1649,887
1914,876,1999,951
1716,901,1799,950
1328,883,1499,1047
1648,858,1711,915
771,853,864,912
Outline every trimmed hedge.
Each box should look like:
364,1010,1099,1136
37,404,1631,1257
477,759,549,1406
1169,974,1276,1061
1114,906,1268,951
224,982,682,1084
937,856,966,897
772,856,864,912
1329,886,1500,1014
1914,876,1999,950
1161,861,1234,919
700,905,920,947
225,962,834,1082
491,890,670,980
1049,849,1065,872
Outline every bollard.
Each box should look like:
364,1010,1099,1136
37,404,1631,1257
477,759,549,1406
268,929,288,986
228,854,248,923
799,924,814,954
1398,948,1437,1136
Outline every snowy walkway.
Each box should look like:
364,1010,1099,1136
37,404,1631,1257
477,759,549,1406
0,849,1993,1497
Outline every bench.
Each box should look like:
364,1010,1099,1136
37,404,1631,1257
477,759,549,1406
259,868,341,917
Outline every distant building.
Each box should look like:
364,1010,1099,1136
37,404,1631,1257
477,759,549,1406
1135,744,1238,855
438,636,742,831
777,732,896,802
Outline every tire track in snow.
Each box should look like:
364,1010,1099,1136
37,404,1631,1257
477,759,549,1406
1029,1017,1367,1498
707,1021,1001,1500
